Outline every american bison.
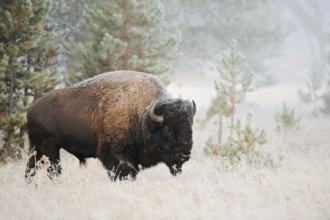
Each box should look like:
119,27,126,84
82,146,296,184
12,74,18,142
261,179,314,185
25,71,196,181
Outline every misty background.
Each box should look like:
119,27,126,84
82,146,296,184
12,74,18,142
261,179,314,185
152,0,330,134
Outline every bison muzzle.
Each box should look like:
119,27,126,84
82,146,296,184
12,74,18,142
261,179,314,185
25,71,196,181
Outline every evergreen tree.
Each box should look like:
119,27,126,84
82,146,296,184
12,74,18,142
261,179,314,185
0,0,65,161
321,51,330,115
55,0,93,41
321,90,330,115
68,0,181,84
298,26,330,115
274,102,300,132
206,40,254,145
298,66,323,116
204,40,266,158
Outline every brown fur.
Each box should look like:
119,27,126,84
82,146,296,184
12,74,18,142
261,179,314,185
72,71,167,156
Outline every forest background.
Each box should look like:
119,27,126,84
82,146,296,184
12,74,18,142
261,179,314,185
0,1,330,219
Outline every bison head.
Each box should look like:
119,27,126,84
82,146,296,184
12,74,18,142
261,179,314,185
146,98,196,176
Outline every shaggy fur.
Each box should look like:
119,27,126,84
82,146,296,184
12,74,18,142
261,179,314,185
25,71,196,181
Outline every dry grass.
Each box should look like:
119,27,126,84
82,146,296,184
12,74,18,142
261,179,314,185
1,76,329,219
1,118,330,220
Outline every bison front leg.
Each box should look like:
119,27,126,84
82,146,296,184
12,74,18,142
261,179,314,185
103,154,138,181
111,160,138,181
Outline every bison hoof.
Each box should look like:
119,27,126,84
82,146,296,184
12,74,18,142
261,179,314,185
46,163,62,180
25,167,37,183
108,170,136,181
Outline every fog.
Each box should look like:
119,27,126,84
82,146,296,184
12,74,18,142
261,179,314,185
1,1,330,219
168,0,330,119
268,1,329,83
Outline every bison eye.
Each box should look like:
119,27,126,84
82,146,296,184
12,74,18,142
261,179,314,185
162,126,174,138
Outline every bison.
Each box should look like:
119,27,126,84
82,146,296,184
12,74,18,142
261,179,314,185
25,71,196,181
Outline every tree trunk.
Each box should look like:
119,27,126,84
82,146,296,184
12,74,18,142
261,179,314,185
19,86,29,149
8,72,14,112
7,71,15,157
217,113,223,146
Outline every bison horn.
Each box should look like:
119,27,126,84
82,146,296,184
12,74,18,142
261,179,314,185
149,101,164,125
192,100,196,115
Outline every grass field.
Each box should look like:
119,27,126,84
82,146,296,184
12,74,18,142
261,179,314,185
0,115,329,220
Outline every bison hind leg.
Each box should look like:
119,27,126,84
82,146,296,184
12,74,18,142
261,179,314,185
25,151,62,183
25,150,42,184
25,138,62,182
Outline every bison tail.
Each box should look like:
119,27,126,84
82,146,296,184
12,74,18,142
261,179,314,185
27,133,36,152
20,122,28,133
73,154,87,166
79,158,87,166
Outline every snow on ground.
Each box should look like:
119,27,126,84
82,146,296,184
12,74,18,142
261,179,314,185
0,89,329,219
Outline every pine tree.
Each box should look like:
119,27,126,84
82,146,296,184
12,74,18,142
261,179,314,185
321,50,330,115
0,0,65,161
55,0,93,41
207,40,254,145
274,102,300,132
321,91,330,114
204,40,266,158
298,66,323,116
67,0,181,84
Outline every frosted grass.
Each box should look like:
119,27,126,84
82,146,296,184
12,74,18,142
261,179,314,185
1,76,330,219
1,120,329,220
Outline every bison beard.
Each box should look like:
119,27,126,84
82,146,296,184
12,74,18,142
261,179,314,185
25,71,196,181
